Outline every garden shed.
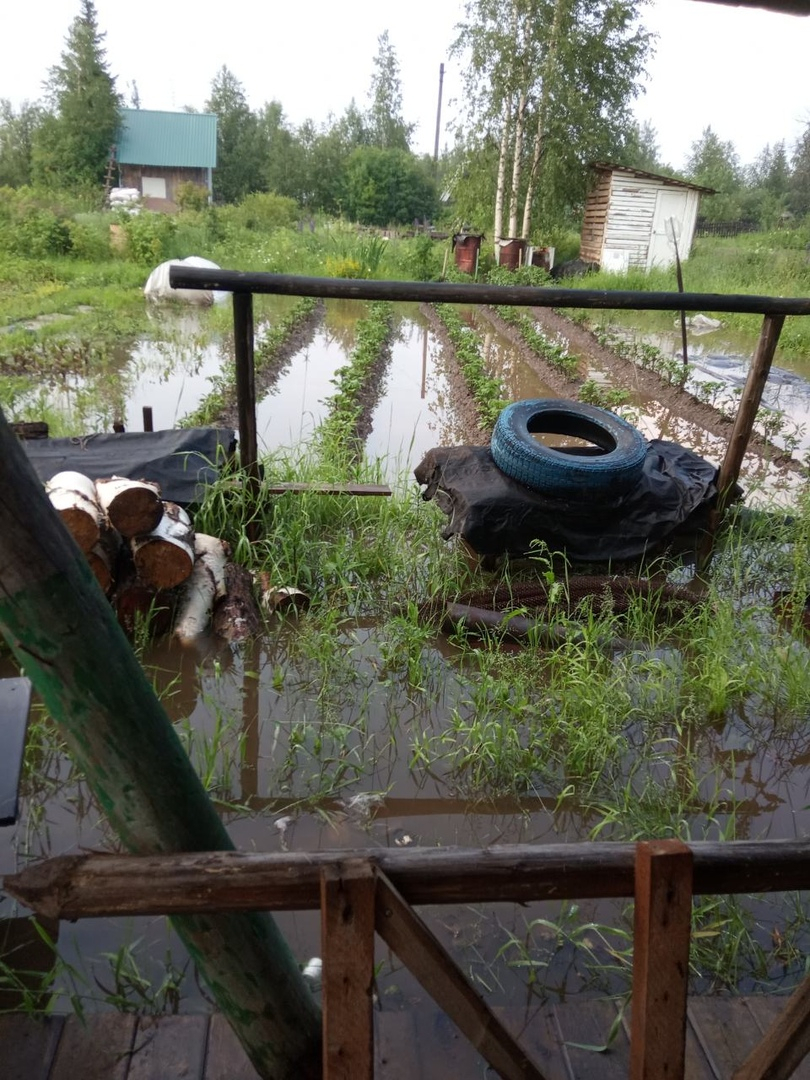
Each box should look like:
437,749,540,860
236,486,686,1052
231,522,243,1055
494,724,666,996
580,162,715,273
115,109,217,211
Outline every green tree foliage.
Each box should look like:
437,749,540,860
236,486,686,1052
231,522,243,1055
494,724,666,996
32,0,121,191
343,147,436,226
620,120,666,174
206,66,265,205
789,124,810,219
685,126,745,222
366,32,414,151
0,100,44,188
451,0,653,240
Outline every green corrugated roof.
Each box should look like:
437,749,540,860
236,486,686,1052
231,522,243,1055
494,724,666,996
117,109,217,168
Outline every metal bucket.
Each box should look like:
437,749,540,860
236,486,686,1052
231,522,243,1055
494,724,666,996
453,234,483,275
497,239,527,270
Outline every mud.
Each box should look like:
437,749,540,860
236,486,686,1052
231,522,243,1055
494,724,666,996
516,306,801,471
419,303,494,443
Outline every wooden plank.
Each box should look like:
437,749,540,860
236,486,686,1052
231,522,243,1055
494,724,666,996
375,1010,421,1079
716,313,785,511
0,1013,64,1079
374,870,547,1080
624,1002,715,1080
554,1000,629,1080
167,266,810,317
734,985,810,1080
204,1014,261,1080
11,842,810,920
320,861,375,1080
0,676,32,825
128,1015,208,1080
689,997,763,1078
49,1013,137,1080
630,839,693,1080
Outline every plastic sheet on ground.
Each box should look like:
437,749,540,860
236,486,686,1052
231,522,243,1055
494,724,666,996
23,428,236,506
414,440,728,563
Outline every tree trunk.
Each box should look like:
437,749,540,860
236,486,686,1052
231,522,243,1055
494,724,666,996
508,91,527,239
521,0,567,240
493,99,511,251
45,471,104,553
131,502,195,590
86,523,121,596
0,407,322,1080
95,477,163,538
174,534,230,645
213,563,262,643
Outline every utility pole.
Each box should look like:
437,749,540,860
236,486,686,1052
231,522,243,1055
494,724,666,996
433,62,445,171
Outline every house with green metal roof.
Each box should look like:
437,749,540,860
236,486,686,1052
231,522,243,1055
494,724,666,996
115,109,217,210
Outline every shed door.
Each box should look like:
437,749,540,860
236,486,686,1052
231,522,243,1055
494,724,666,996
648,189,690,270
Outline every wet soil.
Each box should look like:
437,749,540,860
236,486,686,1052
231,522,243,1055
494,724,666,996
419,304,493,443
512,306,801,472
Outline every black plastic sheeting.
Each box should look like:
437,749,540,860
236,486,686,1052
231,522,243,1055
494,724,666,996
23,428,236,506
415,440,730,563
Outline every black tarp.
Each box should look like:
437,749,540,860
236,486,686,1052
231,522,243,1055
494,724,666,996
414,440,728,563
22,428,236,506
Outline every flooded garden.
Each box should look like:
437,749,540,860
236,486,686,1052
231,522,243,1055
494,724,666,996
2,241,810,1057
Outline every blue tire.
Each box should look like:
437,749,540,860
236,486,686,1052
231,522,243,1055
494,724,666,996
490,399,647,497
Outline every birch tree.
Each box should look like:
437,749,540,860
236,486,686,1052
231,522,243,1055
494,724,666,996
452,0,652,244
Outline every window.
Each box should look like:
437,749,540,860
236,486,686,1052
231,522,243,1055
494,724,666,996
142,176,167,199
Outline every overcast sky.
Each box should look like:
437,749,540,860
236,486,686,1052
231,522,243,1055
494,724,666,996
3,1,809,173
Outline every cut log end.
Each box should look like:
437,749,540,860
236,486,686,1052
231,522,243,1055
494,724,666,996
57,507,101,554
134,539,195,591
107,489,163,537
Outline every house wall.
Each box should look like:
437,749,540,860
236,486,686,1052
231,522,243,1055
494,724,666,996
580,171,611,263
119,165,211,210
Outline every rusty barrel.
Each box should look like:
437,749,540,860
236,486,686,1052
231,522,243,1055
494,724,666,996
453,234,483,275
497,238,527,271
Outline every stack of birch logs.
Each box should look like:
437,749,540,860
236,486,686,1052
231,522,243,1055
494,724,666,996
45,472,260,644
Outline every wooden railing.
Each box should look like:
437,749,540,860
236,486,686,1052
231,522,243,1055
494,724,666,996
6,839,810,1080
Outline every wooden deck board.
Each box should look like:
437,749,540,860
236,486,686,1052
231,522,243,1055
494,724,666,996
554,1000,630,1080
0,1014,64,1080
0,996,807,1079
689,997,762,1078
203,1013,260,1080
49,1014,137,1080
128,1015,209,1080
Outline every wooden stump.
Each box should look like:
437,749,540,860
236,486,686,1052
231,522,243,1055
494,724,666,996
213,563,262,642
95,477,163,538
46,471,104,553
132,503,195,590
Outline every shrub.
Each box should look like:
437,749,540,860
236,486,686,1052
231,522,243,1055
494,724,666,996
233,192,300,231
175,182,210,213
118,211,177,263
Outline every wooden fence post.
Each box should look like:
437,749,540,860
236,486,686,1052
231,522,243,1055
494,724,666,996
630,839,693,1080
0,409,321,1080
320,861,376,1080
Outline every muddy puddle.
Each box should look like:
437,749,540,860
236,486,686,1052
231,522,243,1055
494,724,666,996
4,297,810,1021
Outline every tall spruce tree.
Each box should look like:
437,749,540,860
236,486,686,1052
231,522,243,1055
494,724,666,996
366,31,413,151
33,0,121,190
206,67,265,205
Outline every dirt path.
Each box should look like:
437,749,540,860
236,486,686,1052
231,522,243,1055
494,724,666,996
483,306,801,473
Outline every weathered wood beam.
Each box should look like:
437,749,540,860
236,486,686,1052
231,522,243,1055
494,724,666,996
630,840,693,1080
716,314,785,512
0,407,321,1080
321,862,375,1080
374,870,547,1080
732,976,810,1080
168,266,810,317
6,841,810,920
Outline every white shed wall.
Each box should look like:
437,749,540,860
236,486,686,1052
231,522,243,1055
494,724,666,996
601,173,702,271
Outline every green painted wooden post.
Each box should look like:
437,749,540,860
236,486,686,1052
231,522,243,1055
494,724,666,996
0,410,321,1080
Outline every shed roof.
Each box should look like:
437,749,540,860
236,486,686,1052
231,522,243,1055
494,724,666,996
117,109,217,168
590,162,717,195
